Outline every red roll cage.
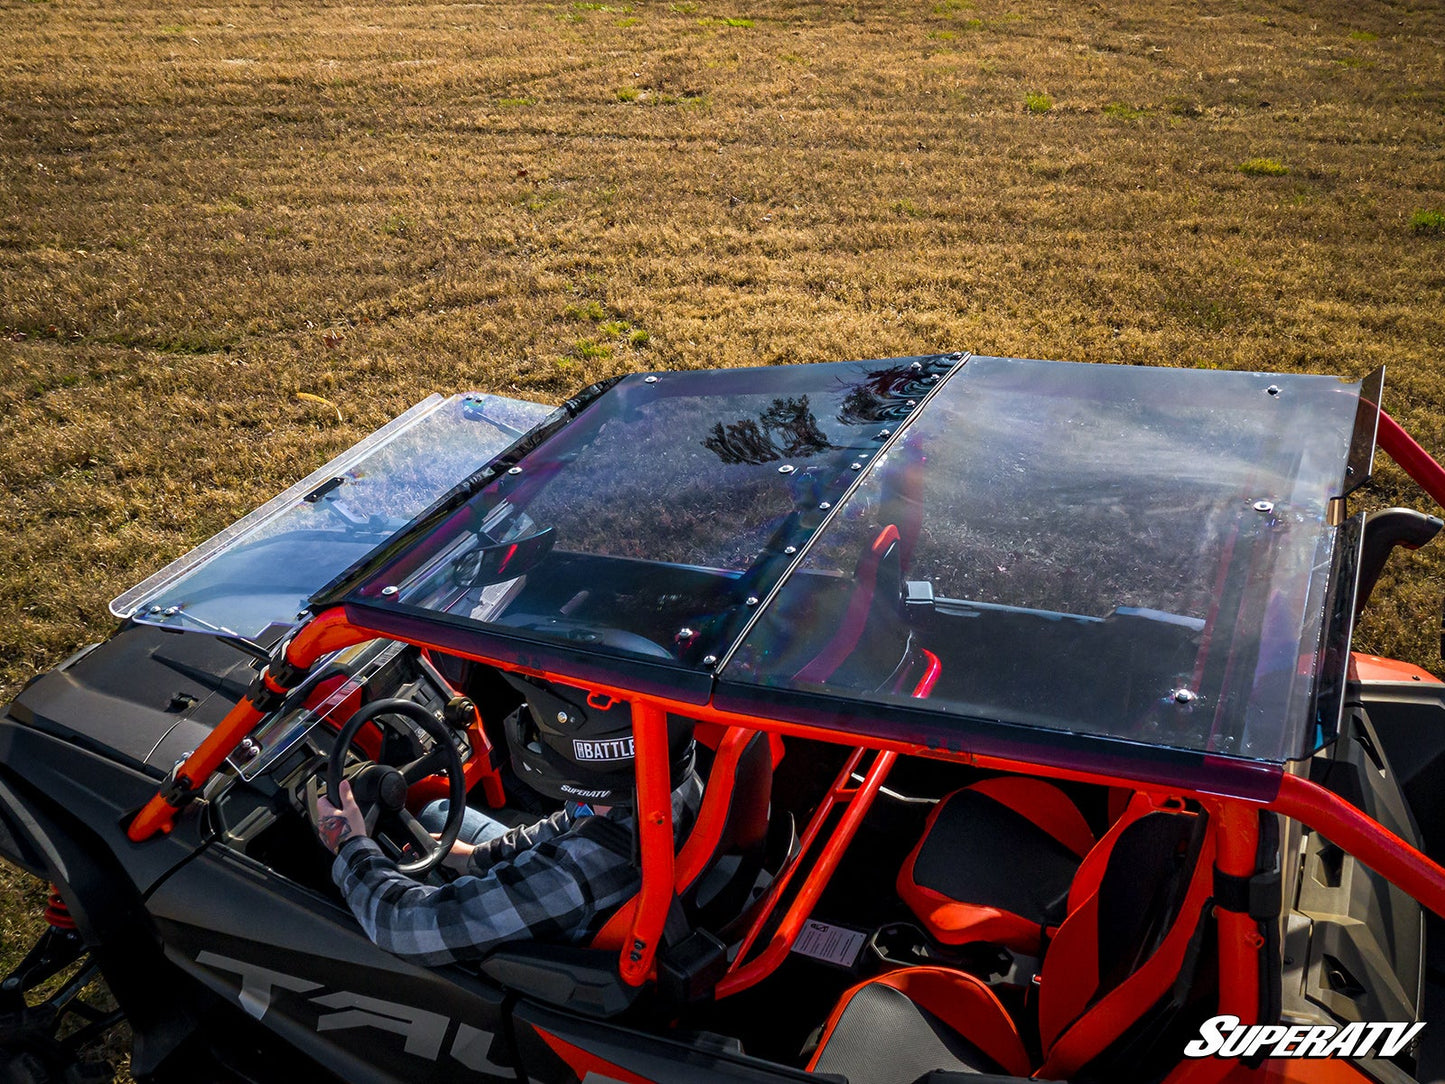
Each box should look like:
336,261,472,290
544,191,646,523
125,407,1445,1084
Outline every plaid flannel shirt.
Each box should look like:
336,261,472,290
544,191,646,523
332,773,703,966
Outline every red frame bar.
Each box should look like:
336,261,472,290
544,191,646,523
127,601,1445,1008
718,749,897,998
1378,409,1445,509
621,703,675,986
1268,771,1445,919
1208,799,1262,1023
128,609,375,841
912,648,942,699
724,747,868,975
721,647,938,992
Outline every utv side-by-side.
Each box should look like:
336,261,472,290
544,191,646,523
4,353,1445,1084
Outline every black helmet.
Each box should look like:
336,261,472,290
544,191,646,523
501,675,695,806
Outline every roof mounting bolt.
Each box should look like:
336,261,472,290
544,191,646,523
877,429,891,439
778,464,796,474
851,462,863,471
507,466,523,475
929,374,940,382
905,400,917,408
148,605,163,614
163,606,179,616
819,501,831,510
702,655,718,666
745,596,760,606
677,627,695,639
1173,689,1197,704
643,375,659,384
1266,385,1280,397
948,352,964,360
783,545,797,555
1253,500,1275,514
556,711,570,725
910,361,923,371
380,585,399,597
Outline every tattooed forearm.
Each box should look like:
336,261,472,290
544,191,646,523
318,814,354,853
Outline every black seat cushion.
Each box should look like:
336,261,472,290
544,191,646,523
811,983,999,1082
911,789,1082,930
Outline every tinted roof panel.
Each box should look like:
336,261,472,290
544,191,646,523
346,358,957,673
718,357,1365,765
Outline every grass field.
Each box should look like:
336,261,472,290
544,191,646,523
1,0,1443,1074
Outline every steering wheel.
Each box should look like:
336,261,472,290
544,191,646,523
322,697,467,876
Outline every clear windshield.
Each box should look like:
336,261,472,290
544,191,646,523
719,357,1364,764
346,358,958,671
111,393,556,641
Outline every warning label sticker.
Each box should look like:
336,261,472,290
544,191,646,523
791,921,867,969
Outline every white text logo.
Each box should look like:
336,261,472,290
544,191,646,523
572,737,634,762
1184,1015,1424,1059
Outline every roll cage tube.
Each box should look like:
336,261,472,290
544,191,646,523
125,400,1434,835
1379,410,1445,509
117,407,1445,1008
621,703,676,987
127,609,376,841
124,605,1445,1018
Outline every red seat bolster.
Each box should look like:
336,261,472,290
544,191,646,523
1066,791,1161,915
896,777,1096,953
1037,814,1218,1079
895,886,1050,954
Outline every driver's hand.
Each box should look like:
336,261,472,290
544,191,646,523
434,835,477,873
317,780,368,854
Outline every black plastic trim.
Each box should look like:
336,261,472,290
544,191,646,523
1355,508,1443,622
479,943,639,1018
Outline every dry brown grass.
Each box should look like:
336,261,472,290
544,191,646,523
0,0,1443,1071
